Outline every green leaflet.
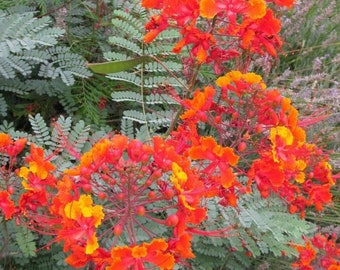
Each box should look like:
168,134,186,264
87,56,152,74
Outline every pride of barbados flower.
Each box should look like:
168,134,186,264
62,195,104,255
143,0,293,66
107,239,175,270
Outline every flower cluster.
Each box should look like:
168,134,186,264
143,0,294,72
177,70,335,218
0,133,26,220
58,134,240,268
292,233,340,269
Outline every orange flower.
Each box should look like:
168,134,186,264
200,0,220,18
172,25,215,63
18,144,55,182
170,162,206,210
269,126,294,162
171,162,188,193
0,134,26,156
131,246,147,258
313,161,334,185
0,191,16,220
196,45,208,63
50,175,75,216
64,194,104,228
246,0,267,20
62,195,104,255
308,184,333,211
200,0,267,20
216,71,266,95
107,239,175,270
65,245,91,268
188,136,239,191
163,0,200,26
235,9,282,56
141,0,163,8
189,136,239,166
181,86,215,121
248,158,285,198
281,97,299,129
216,70,243,87
293,242,317,267
267,0,294,8
0,133,11,147
170,233,195,259
143,14,168,43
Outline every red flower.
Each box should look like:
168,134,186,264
292,233,340,270
249,159,285,197
181,86,215,122
292,242,317,267
18,144,56,191
0,133,27,156
163,0,199,26
308,184,333,211
0,191,16,220
141,0,163,8
107,239,175,270
266,0,294,8
0,133,11,147
169,233,195,259
231,9,282,56
19,190,48,213
143,0,199,43
143,14,168,43
173,25,215,63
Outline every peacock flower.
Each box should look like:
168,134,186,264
171,162,188,192
189,136,239,166
266,0,294,8
313,161,334,185
216,71,266,94
0,191,16,220
18,144,55,181
199,0,221,18
141,0,163,8
107,239,175,269
170,162,198,210
292,241,317,267
64,194,104,228
246,0,267,20
180,86,215,122
0,133,11,147
269,126,294,163
62,195,104,255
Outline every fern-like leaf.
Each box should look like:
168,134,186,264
15,226,37,258
0,93,7,117
146,93,178,104
50,115,72,151
68,120,91,159
108,36,142,55
123,110,147,124
112,91,143,103
28,113,51,146
121,118,135,138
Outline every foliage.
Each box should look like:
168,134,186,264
103,6,184,139
0,6,91,125
0,114,93,269
191,190,314,270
